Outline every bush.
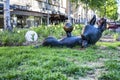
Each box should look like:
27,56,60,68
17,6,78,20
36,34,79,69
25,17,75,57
0,24,83,46
0,29,26,46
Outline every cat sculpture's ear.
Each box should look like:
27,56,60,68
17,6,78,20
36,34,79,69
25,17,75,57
89,15,96,25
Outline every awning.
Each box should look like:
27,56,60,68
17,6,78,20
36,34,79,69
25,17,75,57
50,14,68,20
11,10,47,17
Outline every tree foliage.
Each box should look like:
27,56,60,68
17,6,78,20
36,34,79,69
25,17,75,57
71,0,118,20
105,0,118,20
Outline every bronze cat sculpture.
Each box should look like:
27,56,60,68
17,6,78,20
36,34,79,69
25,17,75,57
42,15,107,48
81,16,107,47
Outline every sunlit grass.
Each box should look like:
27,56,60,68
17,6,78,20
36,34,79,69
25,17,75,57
97,41,120,49
0,41,120,79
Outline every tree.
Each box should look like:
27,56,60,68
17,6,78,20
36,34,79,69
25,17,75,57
3,0,12,31
70,0,118,20
83,0,118,20
68,0,71,23
46,0,50,26
105,0,118,20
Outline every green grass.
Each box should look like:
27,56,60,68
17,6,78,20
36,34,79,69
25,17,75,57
0,41,120,80
0,24,120,79
98,60,120,80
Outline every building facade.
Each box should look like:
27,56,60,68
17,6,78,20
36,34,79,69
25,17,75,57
0,0,68,28
71,2,95,24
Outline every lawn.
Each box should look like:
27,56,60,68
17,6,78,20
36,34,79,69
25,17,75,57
0,41,120,80
0,24,120,80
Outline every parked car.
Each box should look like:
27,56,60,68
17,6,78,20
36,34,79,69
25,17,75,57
107,22,120,29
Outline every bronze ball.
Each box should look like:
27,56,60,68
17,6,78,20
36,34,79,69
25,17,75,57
63,22,73,32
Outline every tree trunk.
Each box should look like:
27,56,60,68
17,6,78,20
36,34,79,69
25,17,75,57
4,0,12,31
68,0,71,23
85,0,88,25
46,0,50,26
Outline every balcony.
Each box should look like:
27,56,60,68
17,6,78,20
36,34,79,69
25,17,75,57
11,4,30,11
